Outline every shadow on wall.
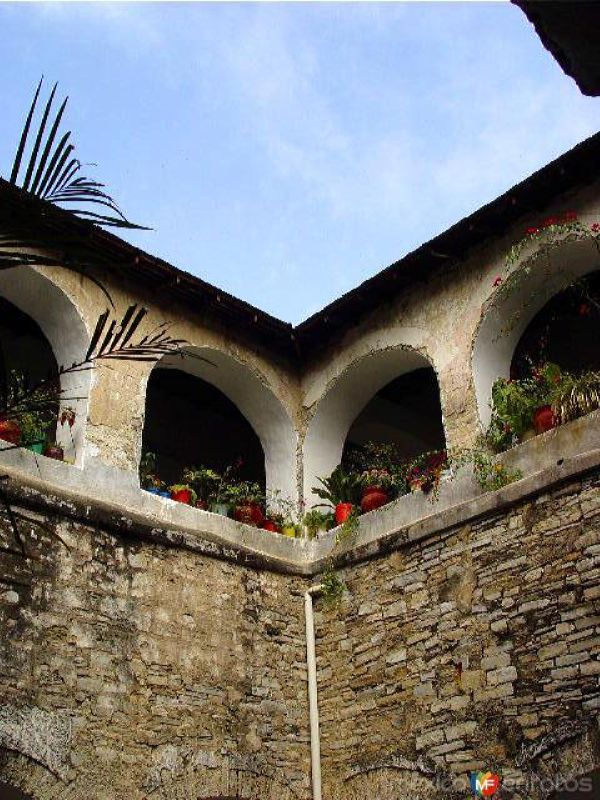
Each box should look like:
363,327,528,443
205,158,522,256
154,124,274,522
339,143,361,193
0,782,32,800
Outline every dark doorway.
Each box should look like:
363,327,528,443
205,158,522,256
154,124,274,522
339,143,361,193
342,367,446,464
141,367,266,487
511,270,600,379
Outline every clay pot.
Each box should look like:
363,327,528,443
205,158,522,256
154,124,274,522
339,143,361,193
335,502,355,526
43,443,64,461
234,504,259,526
262,519,281,533
533,405,556,435
171,488,192,504
360,486,389,514
0,418,21,445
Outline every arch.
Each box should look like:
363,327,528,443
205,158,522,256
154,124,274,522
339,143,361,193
472,236,600,428
140,348,298,505
0,267,91,465
511,269,600,378
302,347,446,504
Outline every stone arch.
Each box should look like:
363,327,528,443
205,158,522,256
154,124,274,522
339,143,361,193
0,267,91,465
0,750,66,800
336,763,452,800
302,346,446,504
140,348,298,505
472,236,600,428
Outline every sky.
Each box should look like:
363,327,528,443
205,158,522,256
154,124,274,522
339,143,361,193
1,1,599,324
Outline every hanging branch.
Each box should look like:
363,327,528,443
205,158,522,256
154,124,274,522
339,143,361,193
7,76,148,231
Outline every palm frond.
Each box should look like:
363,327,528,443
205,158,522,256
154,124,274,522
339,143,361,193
8,77,148,231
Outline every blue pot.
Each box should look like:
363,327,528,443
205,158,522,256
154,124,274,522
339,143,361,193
146,487,170,498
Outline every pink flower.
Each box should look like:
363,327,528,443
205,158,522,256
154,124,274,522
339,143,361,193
493,276,502,287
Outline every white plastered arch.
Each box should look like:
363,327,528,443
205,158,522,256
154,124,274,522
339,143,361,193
0,266,91,465
302,346,439,505
472,236,600,428
145,347,299,505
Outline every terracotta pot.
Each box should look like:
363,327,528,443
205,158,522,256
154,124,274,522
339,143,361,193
361,486,389,514
43,443,64,461
171,488,192,504
533,405,556,435
234,504,259,526
0,418,21,445
262,519,281,533
335,502,355,526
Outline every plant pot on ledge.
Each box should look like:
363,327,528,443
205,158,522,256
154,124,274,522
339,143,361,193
360,486,389,514
0,418,21,445
533,405,556,435
43,443,64,461
335,502,355,526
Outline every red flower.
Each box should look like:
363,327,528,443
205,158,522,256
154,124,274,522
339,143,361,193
525,227,538,235
564,211,577,221
591,222,600,233
493,276,502,287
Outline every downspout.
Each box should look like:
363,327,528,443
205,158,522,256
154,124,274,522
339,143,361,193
305,584,323,800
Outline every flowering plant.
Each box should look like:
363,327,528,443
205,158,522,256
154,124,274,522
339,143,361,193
359,468,396,491
403,449,448,495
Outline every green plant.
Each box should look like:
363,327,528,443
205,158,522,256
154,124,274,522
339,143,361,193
336,507,360,544
321,563,346,609
266,489,299,527
312,465,361,507
345,441,403,474
183,466,221,504
19,408,52,445
451,442,522,493
551,370,600,425
223,480,264,507
487,362,563,451
303,509,334,539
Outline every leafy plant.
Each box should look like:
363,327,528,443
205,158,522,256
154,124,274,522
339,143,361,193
183,466,221,504
403,449,448,496
8,77,146,230
303,509,334,539
223,480,264,507
336,507,360,544
312,465,361,507
344,441,404,474
321,563,346,609
551,370,600,425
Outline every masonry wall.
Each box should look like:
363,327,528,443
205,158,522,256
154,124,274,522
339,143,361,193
0,490,310,800
315,469,600,799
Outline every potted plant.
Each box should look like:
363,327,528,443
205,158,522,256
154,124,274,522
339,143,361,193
265,491,299,536
19,409,50,454
183,466,221,509
404,450,448,495
230,481,265,526
43,441,64,461
169,482,197,505
551,369,600,425
359,468,397,513
139,452,168,496
312,466,361,526
262,515,282,533
0,416,21,445
303,508,334,539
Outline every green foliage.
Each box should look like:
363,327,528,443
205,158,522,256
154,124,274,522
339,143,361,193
451,442,522,493
312,465,361,507
222,480,264,506
551,370,600,425
336,507,360,545
183,466,221,503
487,362,563,450
321,564,346,609
303,509,335,539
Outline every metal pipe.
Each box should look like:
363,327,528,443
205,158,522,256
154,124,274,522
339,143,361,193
304,584,323,800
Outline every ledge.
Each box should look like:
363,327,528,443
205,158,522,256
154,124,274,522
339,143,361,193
1,411,599,576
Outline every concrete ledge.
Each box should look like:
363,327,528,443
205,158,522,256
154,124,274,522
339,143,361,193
1,411,599,575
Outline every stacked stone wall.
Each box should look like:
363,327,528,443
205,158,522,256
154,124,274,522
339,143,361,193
316,471,600,799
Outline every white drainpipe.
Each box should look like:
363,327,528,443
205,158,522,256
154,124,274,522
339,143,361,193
304,584,323,800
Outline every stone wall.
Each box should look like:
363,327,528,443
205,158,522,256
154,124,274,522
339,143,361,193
0,488,310,800
315,469,600,799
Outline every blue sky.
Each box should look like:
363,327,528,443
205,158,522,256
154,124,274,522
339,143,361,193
1,2,599,323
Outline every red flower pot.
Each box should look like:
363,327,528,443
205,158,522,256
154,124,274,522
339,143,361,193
171,488,192,504
361,486,389,513
533,405,556,435
43,443,64,461
234,504,259,526
248,502,264,526
335,502,355,526
195,499,208,510
0,418,21,445
262,519,281,533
